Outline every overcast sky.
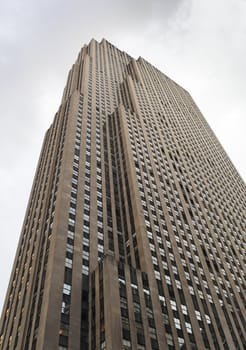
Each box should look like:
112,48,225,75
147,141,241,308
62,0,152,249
0,0,245,313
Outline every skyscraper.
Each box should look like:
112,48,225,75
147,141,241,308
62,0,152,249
0,38,245,350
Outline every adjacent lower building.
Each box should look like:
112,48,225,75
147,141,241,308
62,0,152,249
0,38,245,350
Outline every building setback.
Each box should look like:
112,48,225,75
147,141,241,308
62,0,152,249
0,39,245,350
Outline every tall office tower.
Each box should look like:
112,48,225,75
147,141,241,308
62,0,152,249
0,39,245,350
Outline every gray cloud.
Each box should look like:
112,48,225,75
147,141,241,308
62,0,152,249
0,0,245,312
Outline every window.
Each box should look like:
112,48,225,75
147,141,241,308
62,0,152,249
65,258,72,268
63,283,71,295
185,322,192,334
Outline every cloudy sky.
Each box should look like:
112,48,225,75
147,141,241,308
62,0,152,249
0,0,245,313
